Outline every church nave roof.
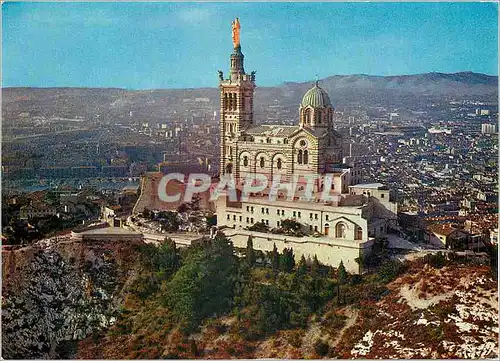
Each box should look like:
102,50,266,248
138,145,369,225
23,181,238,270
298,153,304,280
244,124,299,137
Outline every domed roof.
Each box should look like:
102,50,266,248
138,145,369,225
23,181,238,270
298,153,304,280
301,81,332,108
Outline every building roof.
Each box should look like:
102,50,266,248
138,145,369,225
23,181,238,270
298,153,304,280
244,124,331,139
349,183,386,190
122,184,140,192
427,223,458,237
301,82,332,108
245,125,299,137
75,226,141,236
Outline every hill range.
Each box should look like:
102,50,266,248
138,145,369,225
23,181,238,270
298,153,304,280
2,71,498,124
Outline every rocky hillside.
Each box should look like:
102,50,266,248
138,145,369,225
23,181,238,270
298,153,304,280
79,247,498,359
3,236,498,359
2,237,144,359
336,262,498,359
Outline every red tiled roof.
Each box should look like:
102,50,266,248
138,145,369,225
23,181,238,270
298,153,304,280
427,223,457,237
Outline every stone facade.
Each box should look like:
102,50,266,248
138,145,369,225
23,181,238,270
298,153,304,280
218,45,343,182
216,27,397,273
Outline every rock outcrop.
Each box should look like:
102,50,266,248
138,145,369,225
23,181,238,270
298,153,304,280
2,237,143,359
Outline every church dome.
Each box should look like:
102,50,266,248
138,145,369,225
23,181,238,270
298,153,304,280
301,82,332,108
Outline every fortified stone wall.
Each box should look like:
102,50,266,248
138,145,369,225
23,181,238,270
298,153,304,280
224,228,373,273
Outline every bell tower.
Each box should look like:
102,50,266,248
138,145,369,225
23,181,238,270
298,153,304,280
218,18,256,177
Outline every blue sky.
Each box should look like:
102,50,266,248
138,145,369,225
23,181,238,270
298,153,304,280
2,2,498,89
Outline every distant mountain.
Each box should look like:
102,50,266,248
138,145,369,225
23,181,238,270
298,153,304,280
274,71,498,106
322,71,497,95
2,72,497,123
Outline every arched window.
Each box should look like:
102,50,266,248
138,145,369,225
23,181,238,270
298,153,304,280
297,150,303,164
324,223,330,236
303,150,309,164
276,158,282,169
260,157,265,168
315,110,321,124
355,226,363,240
243,156,248,167
305,109,311,124
336,222,346,238
226,163,233,174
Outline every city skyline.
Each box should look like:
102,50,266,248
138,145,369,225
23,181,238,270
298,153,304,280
2,2,499,89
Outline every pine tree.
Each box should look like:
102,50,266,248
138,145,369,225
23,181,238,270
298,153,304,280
311,255,320,277
190,339,199,357
338,260,347,285
296,255,307,276
246,235,256,267
336,260,348,306
271,243,279,273
281,247,295,272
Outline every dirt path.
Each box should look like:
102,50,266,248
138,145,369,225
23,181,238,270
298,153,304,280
329,307,359,349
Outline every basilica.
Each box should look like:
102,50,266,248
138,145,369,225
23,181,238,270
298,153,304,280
216,19,397,273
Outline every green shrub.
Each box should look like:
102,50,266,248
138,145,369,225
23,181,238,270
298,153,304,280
314,339,329,356
425,252,447,269
377,259,407,283
164,235,237,331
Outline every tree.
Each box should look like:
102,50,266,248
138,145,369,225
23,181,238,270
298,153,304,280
142,208,152,220
355,253,369,272
337,260,347,285
248,221,269,232
177,203,189,213
271,243,279,273
310,255,320,277
233,261,253,309
206,214,217,226
489,244,498,278
314,340,329,357
280,248,295,272
246,235,256,267
279,219,304,236
296,255,308,276
165,234,237,330
158,211,180,232
190,339,199,357
377,259,407,283
138,238,179,281
280,219,301,231
336,260,348,306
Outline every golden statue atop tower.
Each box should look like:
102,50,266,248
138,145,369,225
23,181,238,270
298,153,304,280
231,18,240,48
